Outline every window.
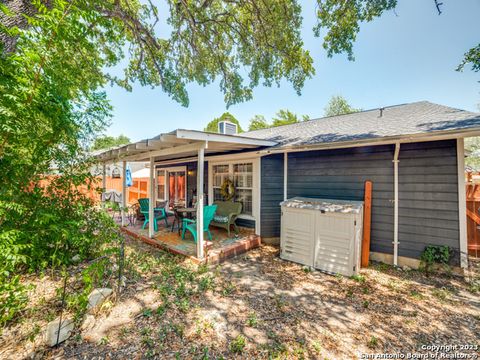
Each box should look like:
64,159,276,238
212,164,229,202
211,162,253,216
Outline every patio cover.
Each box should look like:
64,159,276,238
93,129,276,260
94,129,276,163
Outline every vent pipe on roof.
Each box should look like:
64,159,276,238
379,107,384,117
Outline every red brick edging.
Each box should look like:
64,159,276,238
120,226,261,265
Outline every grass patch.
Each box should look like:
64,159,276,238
367,335,378,349
350,274,366,283
229,335,246,354
431,287,453,302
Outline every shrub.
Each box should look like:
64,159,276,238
420,245,451,275
0,176,119,327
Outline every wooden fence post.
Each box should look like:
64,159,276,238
361,180,373,268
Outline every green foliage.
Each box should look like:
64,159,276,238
0,275,28,327
248,109,309,130
1,0,314,107
314,1,478,71
229,335,246,354
314,0,397,61
272,109,306,127
324,95,361,117
204,112,243,133
457,44,480,73
420,245,451,274
246,312,258,327
350,274,366,283
367,335,378,349
465,137,480,170
248,115,269,131
91,135,131,151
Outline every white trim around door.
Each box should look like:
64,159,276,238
155,165,188,208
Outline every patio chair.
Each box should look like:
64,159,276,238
210,201,242,237
138,198,169,232
181,205,217,243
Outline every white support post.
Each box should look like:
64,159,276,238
393,143,400,266
149,157,155,238
121,161,127,226
284,152,288,201
457,138,468,268
196,144,205,259
102,163,106,208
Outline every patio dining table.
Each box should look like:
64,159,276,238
171,207,196,233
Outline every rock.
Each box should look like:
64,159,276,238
44,317,74,347
402,265,411,271
87,288,113,313
81,314,96,331
71,254,81,263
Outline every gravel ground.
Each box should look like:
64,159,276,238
1,237,479,359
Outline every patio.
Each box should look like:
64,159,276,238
115,214,260,264
95,129,274,261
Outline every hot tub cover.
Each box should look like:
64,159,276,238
280,197,363,214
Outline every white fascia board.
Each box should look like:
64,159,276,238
259,128,480,155
120,141,204,162
175,129,277,147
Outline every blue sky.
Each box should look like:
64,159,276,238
104,0,480,141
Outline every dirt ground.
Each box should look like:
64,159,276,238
1,237,479,359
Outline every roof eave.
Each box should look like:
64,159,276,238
259,127,480,154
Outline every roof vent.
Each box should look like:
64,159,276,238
218,121,238,135
379,107,385,117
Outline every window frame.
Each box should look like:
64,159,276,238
208,158,260,225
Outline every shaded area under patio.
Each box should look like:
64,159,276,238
114,214,261,264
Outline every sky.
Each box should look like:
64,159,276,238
103,0,480,142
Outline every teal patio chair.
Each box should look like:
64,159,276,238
181,205,217,243
138,198,169,232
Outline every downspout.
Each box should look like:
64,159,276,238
284,152,288,201
393,143,400,266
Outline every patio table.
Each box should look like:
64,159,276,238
171,207,196,234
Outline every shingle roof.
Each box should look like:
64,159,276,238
242,101,480,148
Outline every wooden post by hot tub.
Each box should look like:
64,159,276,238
361,180,372,268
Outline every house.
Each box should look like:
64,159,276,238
95,101,480,268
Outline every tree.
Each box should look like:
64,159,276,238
1,0,314,107
204,112,243,133
314,0,478,72
465,137,480,169
248,115,269,131
272,109,302,127
91,135,131,151
324,95,361,117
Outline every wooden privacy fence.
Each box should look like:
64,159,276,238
100,176,150,205
37,176,150,205
466,183,480,258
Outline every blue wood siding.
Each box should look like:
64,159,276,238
260,154,284,238
397,140,459,262
260,140,460,262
